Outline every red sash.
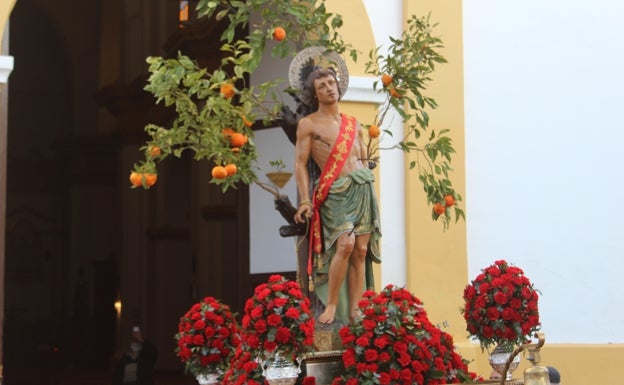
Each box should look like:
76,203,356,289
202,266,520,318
308,114,357,287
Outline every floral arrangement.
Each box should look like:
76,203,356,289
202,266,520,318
462,259,541,350
175,296,241,377
240,274,315,361
333,285,478,385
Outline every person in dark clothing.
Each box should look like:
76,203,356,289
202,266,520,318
113,326,158,385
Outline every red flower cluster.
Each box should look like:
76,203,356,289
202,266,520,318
462,259,540,350
334,285,477,385
222,345,267,385
175,296,240,376
241,274,315,360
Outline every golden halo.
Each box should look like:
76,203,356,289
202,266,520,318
288,46,349,106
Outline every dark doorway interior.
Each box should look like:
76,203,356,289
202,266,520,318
3,1,264,384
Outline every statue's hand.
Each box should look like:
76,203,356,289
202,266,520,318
294,204,312,224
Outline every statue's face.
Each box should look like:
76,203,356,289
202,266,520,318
313,75,339,104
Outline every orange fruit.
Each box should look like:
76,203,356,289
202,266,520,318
144,173,158,187
433,202,446,215
222,127,235,138
212,165,228,179
272,27,286,41
231,147,240,154
444,194,455,207
129,172,142,187
390,88,402,98
368,125,380,138
230,133,248,147
242,116,253,128
225,163,237,176
220,83,235,99
381,74,393,87
149,146,161,158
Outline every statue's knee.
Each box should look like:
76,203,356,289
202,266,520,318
336,234,355,256
355,243,368,258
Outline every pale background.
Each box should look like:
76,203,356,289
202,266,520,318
464,0,624,344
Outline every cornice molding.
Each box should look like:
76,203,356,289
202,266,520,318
342,75,385,104
0,55,14,83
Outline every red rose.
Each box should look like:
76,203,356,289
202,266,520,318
302,377,316,385
521,286,532,299
267,314,282,326
244,298,254,312
342,348,357,367
288,288,303,299
178,347,191,360
486,306,500,320
373,334,390,349
285,307,300,319
275,326,292,343
250,305,264,319
274,297,288,307
399,368,413,382
256,288,271,300
211,338,224,349
218,325,231,337
192,334,205,345
375,314,388,322
501,307,516,321
482,325,494,338
271,283,286,292
397,352,411,367
364,349,378,362
393,340,408,353
268,274,283,283
362,319,376,331
253,319,267,333
355,336,370,347
193,319,206,330
263,340,277,351
245,334,260,348
204,326,216,338
464,285,476,300
494,291,509,305
372,295,388,305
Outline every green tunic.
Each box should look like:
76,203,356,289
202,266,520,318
312,167,382,325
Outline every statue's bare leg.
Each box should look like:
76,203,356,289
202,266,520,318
318,232,355,324
348,233,370,321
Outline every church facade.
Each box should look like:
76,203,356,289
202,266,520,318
0,1,619,384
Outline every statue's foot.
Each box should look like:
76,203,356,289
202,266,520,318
350,308,361,322
317,305,336,324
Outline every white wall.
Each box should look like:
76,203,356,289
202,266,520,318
249,127,299,274
464,1,624,343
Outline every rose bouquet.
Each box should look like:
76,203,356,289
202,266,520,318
175,296,241,377
333,285,478,385
240,274,315,361
462,259,540,350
